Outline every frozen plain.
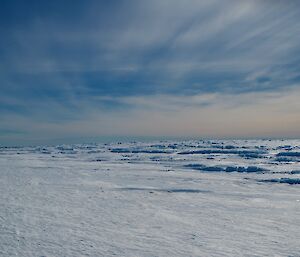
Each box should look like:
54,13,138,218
0,140,299,257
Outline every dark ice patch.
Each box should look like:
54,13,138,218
117,187,210,193
276,152,300,157
178,149,265,156
110,148,132,153
239,153,262,159
275,157,296,162
149,144,178,149
149,144,168,149
184,164,206,170
258,178,300,185
228,166,268,173
35,147,51,154
202,166,224,172
275,145,293,150
209,144,237,149
185,164,268,173
91,158,106,162
245,166,268,173
111,148,171,154
290,170,300,175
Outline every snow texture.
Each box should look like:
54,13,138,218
0,139,300,257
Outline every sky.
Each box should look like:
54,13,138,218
1,0,300,145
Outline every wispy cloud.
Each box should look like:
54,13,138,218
1,0,300,144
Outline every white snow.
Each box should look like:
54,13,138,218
0,140,299,256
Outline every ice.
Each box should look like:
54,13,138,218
177,149,266,156
185,164,268,173
258,178,300,185
111,148,172,154
277,152,300,157
0,139,299,256
291,170,300,174
275,157,296,162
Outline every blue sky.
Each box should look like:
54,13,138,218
1,0,300,145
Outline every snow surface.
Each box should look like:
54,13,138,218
0,139,299,257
